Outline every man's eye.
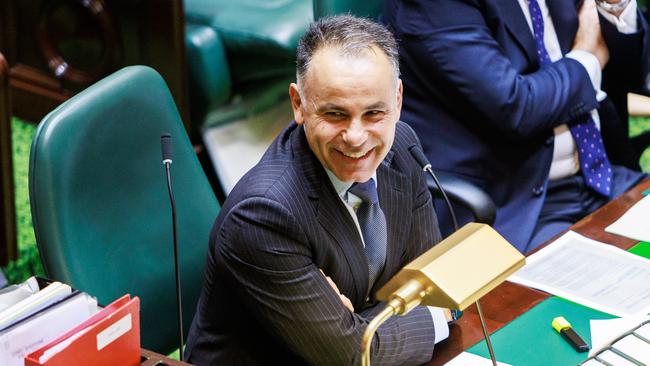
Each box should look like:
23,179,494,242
325,111,346,118
366,110,385,118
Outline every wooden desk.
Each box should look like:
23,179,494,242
428,178,650,365
140,349,191,366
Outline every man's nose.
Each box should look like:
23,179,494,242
342,119,367,147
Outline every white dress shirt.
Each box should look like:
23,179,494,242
516,0,638,180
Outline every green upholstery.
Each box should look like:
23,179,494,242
29,66,220,354
185,24,232,133
313,0,383,19
184,0,313,84
183,0,312,131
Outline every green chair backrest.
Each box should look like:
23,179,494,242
29,66,220,354
313,0,384,19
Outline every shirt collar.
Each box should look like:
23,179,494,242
325,169,378,201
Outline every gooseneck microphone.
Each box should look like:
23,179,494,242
408,145,459,231
408,144,498,366
161,133,184,360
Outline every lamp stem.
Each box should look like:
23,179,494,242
475,300,497,366
361,298,402,366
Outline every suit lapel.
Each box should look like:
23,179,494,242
293,124,368,305
293,124,411,304
316,185,369,305
495,0,538,65
546,0,578,55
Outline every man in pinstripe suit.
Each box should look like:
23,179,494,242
185,15,449,365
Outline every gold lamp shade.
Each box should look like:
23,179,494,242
376,223,526,311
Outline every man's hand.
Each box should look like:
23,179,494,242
573,0,609,69
321,270,354,312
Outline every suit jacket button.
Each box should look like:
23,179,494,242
545,136,554,145
532,186,544,196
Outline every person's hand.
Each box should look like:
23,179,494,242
321,269,354,312
597,0,629,17
573,0,609,69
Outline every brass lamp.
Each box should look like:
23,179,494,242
360,223,526,366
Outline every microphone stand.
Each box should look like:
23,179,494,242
161,134,184,360
420,161,497,366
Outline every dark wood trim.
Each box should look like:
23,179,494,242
1,0,190,134
0,52,18,266
9,64,71,124
140,349,191,366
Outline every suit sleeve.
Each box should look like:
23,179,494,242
216,196,436,366
390,0,597,139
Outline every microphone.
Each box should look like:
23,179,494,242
160,133,184,359
161,133,173,166
408,145,459,231
406,145,500,366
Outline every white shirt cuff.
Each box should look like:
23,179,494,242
566,50,607,102
598,0,638,34
427,306,450,344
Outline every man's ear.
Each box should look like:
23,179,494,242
396,79,403,117
289,83,305,125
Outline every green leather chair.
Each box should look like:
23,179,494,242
313,0,383,19
29,66,220,354
184,0,313,132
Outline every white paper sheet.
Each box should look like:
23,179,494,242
597,350,637,366
612,335,650,364
605,194,650,242
443,352,511,366
589,316,650,357
635,323,650,340
508,231,650,317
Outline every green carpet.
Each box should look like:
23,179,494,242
1,118,44,284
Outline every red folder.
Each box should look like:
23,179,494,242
25,294,140,366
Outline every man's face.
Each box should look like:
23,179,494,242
289,45,403,183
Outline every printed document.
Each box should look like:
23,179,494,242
508,231,650,317
605,194,650,242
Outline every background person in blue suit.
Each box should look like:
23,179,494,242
383,0,648,252
185,15,452,365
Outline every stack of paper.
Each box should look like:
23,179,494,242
25,294,140,366
0,277,40,312
0,278,99,366
0,281,73,329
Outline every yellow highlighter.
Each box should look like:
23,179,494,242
552,316,589,353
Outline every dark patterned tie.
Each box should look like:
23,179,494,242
528,0,613,196
348,178,387,289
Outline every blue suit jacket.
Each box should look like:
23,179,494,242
383,0,650,250
185,122,443,365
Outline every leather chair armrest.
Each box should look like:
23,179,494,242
185,24,231,130
426,171,496,226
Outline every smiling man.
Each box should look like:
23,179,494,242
184,15,449,365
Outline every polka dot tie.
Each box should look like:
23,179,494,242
528,0,613,197
348,178,387,289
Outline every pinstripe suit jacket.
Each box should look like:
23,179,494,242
185,121,443,365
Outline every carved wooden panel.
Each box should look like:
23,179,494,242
0,0,189,129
